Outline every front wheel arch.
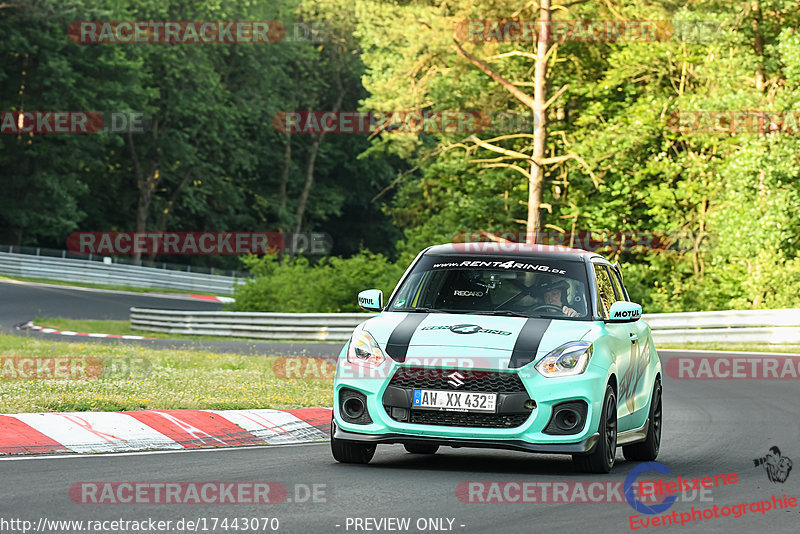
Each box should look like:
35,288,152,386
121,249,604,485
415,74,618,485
607,373,617,398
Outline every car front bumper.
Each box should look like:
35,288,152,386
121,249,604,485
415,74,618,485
333,424,600,454
333,355,611,452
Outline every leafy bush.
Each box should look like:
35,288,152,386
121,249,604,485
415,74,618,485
623,250,800,313
233,251,406,312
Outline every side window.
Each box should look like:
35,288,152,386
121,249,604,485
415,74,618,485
390,271,424,308
593,264,617,319
611,267,629,301
607,266,626,301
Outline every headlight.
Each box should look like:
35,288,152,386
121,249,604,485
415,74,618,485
346,329,385,367
535,341,593,377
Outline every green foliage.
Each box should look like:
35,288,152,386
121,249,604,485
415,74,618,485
355,0,800,313
233,251,405,312
0,0,397,264
4,0,800,313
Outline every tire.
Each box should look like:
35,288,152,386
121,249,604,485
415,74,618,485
572,385,617,474
330,422,376,464
404,443,439,454
623,379,662,462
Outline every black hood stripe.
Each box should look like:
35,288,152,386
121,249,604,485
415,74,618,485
385,313,428,362
509,318,552,369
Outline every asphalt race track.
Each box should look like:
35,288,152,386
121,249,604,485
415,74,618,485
0,280,342,357
1,351,798,532
1,280,799,533
0,279,224,323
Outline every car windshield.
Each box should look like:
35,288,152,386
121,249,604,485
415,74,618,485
388,255,591,319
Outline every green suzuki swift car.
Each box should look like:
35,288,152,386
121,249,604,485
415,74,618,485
331,243,662,473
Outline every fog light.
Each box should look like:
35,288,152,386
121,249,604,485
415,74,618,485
339,388,372,424
524,400,537,410
554,408,581,430
343,397,365,419
543,400,588,435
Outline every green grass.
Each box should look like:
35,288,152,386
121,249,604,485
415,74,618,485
657,342,800,354
0,274,227,297
4,333,795,414
0,334,332,413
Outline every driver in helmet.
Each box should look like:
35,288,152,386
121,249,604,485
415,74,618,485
539,279,580,318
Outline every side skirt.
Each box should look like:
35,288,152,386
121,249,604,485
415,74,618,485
616,418,649,446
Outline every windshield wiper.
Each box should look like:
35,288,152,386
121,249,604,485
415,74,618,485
472,310,531,318
397,308,530,317
400,308,476,314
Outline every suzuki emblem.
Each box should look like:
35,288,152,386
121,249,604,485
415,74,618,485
447,371,465,388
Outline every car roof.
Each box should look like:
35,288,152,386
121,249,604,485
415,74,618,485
424,242,607,262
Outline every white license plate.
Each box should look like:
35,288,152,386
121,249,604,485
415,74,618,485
412,389,497,413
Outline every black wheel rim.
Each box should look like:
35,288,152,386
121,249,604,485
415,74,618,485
652,387,662,451
605,394,617,465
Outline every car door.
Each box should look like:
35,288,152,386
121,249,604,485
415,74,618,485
609,264,652,422
591,261,636,423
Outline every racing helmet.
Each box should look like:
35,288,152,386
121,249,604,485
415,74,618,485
538,278,570,304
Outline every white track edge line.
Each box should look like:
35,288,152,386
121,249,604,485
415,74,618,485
0,440,330,461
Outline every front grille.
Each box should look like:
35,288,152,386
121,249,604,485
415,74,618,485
384,367,531,429
409,410,530,428
389,367,527,394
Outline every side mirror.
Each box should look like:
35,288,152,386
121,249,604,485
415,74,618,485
357,289,383,312
606,301,642,323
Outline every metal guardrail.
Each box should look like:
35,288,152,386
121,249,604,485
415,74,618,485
0,252,244,295
130,308,370,340
645,309,800,344
0,244,248,277
129,307,800,344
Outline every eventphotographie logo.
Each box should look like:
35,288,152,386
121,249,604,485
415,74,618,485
753,446,793,483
